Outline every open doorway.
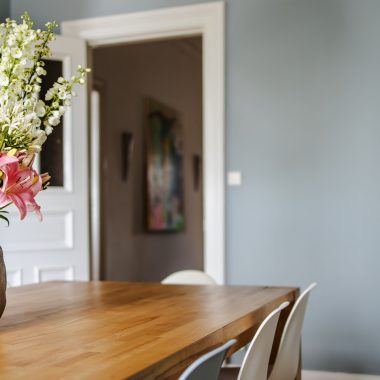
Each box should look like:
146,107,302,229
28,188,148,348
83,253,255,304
62,3,225,283
92,37,203,282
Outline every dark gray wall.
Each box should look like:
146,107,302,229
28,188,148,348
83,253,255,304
10,0,380,375
0,0,10,21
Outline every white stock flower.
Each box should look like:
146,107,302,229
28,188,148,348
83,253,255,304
44,125,53,135
48,116,60,126
0,13,89,153
36,66,46,76
0,73,9,86
35,100,46,117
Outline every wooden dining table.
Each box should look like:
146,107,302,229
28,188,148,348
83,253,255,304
0,281,298,379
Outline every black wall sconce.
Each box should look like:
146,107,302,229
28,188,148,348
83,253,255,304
192,154,201,191
121,131,134,182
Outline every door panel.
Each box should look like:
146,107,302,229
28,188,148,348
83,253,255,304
1,36,90,285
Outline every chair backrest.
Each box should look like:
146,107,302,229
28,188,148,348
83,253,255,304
179,339,236,380
161,270,217,285
268,283,317,380
237,301,290,380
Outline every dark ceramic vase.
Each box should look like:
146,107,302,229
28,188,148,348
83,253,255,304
0,247,6,318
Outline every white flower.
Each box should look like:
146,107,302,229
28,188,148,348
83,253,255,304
48,116,60,126
44,125,53,135
0,73,9,86
36,66,46,76
12,48,22,58
35,100,46,117
0,13,89,154
45,89,54,101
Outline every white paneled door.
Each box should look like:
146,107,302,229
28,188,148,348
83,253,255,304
1,36,90,286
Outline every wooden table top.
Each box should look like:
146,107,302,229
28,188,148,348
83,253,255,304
0,282,298,379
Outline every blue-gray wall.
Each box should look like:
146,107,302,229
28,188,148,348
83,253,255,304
10,0,380,375
0,0,10,21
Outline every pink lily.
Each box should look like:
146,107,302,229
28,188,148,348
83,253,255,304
0,154,43,220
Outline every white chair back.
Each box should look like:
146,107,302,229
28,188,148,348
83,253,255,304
237,301,290,380
268,283,317,380
179,339,236,380
161,270,217,285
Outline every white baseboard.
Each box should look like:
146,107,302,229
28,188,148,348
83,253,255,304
303,370,380,380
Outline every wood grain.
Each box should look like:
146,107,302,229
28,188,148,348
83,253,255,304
0,282,297,379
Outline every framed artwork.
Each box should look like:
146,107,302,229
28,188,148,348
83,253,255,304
145,98,185,232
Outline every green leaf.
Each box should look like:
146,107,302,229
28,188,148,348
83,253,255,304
0,203,11,210
0,214,9,227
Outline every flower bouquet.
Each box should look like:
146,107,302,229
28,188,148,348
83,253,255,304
0,13,89,317
0,13,89,224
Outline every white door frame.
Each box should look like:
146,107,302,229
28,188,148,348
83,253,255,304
62,2,226,284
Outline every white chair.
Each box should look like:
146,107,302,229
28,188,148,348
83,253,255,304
268,282,317,380
220,301,290,380
161,270,217,285
179,339,237,380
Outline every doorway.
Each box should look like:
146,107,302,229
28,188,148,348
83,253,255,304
62,2,226,283
92,37,203,282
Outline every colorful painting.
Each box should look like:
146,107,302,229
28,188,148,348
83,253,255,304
145,98,185,232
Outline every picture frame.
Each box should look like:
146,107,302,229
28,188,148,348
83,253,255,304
144,98,185,232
